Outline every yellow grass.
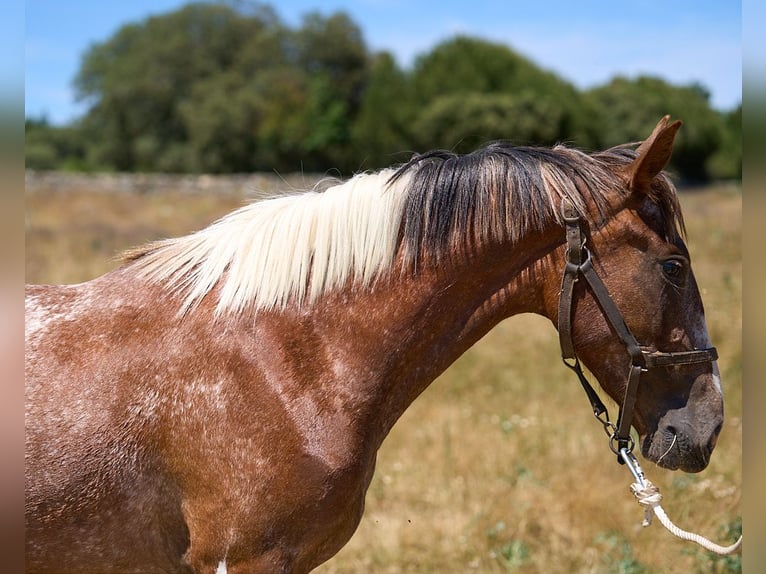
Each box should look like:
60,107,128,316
25,180,742,573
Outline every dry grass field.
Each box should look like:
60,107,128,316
25,176,742,573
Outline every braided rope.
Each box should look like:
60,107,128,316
624,460,742,555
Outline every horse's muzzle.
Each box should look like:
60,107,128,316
643,416,723,473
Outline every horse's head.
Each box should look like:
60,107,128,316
564,117,723,473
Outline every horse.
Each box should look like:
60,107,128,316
25,116,725,573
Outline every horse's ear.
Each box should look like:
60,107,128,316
624,115,682,191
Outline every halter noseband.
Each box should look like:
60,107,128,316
556,200,718,463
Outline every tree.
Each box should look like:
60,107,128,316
25,116,90,171
413,92,565,153
289,11,370,172
177,72,261,173
70,2,373,173
294,11,368,111
707,104,741,180
408,36,597,152
74,2,283,172
349,52,413,169
411,36,546,102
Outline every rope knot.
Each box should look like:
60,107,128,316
630,479,662,526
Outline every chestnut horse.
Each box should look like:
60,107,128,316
26,117,724,573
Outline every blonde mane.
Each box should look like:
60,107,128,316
126,169,410,315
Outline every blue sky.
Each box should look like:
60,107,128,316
25,0,742,125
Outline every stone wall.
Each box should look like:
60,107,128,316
25,170,329,197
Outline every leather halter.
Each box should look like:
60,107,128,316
556,200,718,462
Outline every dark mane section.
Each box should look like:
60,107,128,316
388,141,685,266
389,142,615,264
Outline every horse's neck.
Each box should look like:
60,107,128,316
296,228,564,442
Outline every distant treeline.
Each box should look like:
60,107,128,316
25,1,741,181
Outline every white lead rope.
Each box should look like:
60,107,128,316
619,448,742,555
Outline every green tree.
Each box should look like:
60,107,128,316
408,36,597,151
25,117,90,171
707,104,741,180
413,91,565,153
178,72,261,173
411,36,546,102
290,11,369,172
72,2,371,173
294,11,368,111
350,52,414,169
74,2,281,172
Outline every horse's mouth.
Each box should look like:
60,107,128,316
641,427,714,473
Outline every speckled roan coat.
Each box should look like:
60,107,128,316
25,117,724,573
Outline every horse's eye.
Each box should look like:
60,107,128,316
661,259,685,280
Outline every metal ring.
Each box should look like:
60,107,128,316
595,412,616,438
609,434,635,455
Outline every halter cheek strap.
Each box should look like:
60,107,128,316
556,200,718,462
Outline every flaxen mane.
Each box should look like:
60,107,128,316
125,142,683,316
